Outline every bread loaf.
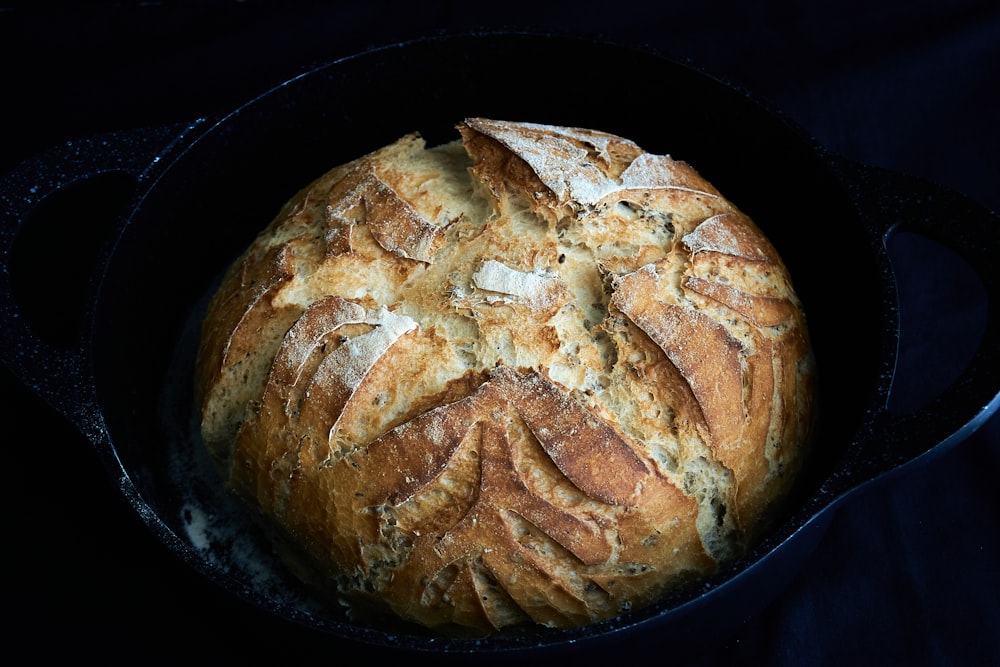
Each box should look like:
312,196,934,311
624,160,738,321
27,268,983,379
194,118,816,635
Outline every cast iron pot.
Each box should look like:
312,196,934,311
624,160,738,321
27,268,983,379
2,33,998,660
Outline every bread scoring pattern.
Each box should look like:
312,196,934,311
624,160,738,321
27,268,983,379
195,118,815,634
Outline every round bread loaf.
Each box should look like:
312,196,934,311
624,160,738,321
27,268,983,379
194,118,816,635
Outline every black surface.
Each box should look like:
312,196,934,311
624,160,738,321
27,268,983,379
3,2,998,664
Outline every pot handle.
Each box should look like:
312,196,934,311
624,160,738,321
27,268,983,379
829,155,1000,479
0,122,204,443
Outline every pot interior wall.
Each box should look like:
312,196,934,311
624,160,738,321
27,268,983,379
87,34,884,642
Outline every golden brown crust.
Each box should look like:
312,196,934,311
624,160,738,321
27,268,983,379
195,118,816,634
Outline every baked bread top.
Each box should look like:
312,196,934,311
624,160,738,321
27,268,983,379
194,118,816,635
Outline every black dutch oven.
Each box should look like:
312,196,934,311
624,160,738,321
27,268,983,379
2,33,998,661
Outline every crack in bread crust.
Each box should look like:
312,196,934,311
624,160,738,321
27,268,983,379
195,118,817,635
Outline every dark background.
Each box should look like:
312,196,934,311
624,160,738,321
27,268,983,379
2,1,998,664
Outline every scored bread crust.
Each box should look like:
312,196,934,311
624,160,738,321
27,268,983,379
194,118,816,634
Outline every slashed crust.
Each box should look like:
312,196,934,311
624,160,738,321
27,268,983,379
195,118,816,634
